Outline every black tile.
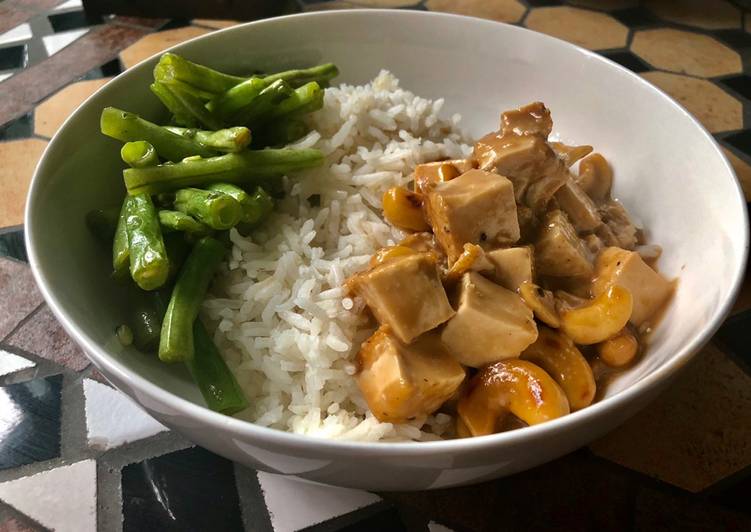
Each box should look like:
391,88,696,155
720,75,751,101
611,7,659,28
724,130,751,160
48,11,103,33
707,466,751,516
302,502,409,532
122,446,243,532
602,51,650,73
0,45,27,71
714,29,751,50
0,375,62,470
714,309,751,371
0,228,27,262
0,112,33,141
526,0,562,6
81,58,122,81
159,19,192,31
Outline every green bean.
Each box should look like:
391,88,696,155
121,141,159,168
159,209,212,235
269,81,323,119
123,148,324,195
164,126,251,153
174,188,242,230
126,193,170,290
154,53,245,97
163,232,192,282
101,107,214,162
85,208,119,243
160,83,223,131
208,183,273,226
236,79,294,126
261,63,339,89
150,81,199,128
253,119,308,147
159,236,226,363
112,197,133,280
188,320,248,414
205,77,266,122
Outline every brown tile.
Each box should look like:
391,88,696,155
426,0,526,24
0,138,48,227
525,6,628,51
723,148,751,203
641,72,741,133
110,16,169,30
568,0,637,9
0,24,151,128
590,343,751,492
119,26,211,69
0,258,43,340
634,487,751,530
0,0,63,35
34,78,112,138
0,516,43,532
632,29,741,78
192,19,241,30
644,0,740,30
6,304,89,371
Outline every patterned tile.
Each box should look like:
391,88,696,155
0,257,42,340
631,29,741,77
121,446,243,532
6,305,88,371
0,349,35,378
34,77,111,137
0,138,47,227
83,378,167,450
525,6,629,50
0,459,96,532
568,0,637,10
611,6,660,28
590,344,751,492
0,374,62,470
191,19,241,30
634,486,751,530
640,71,742,133
47,11,102,33
0,228,26,262
0,45,26,71
0,113,33,141
118,25,211,69
0,516,43,532
425,0,527,23
602,50,650,72
643,0,741,30
715,309,751,370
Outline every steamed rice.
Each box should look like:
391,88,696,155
203,71,471,441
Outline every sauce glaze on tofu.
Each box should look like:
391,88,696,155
347,101,675,439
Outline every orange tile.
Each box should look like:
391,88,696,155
525,7,628,50
723,147,751,202
426,0,526,23
645,0,740,30
34,78,112,138
192,19,241,30
0,138,48,227
632,29,741,78
591,343,751,492
119,26,211,69
641,72,742,133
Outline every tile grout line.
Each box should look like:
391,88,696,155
0,301,44,344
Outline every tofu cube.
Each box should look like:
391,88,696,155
535,210,593,277
441,272,538,367
413,159,476,195
486,247,534,291
593,247,673,326
350,252,455,343
356,329,466,423
425,169,519,262
555,179,602,232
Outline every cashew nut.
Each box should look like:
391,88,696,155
576,153,613,203
597,328,639,367
458,359,570,437
455,416,472,438
559,285,633,345
382,186,429,231
551,142,593,167
445,243,494,281
521,326,596,410
519,281,561,328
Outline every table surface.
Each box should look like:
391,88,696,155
1,0,751,531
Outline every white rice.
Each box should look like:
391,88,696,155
203,71,472,441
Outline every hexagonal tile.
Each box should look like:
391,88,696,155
525,7,628,51
348,0,420,5
590,343,751,492
35,78,111,138
119,26,211,70
0,138,48,227
192,19,240,30
641,72,741,133
722,147,751,202
645,0,740,30
631,29,741,78
426,0,526,24
568,0,637,10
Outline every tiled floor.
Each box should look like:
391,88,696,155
1,0,750,530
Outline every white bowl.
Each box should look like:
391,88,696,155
26,9,748,490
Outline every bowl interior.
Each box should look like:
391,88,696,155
27,11,747,424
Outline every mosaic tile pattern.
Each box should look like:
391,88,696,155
0,0,750,530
